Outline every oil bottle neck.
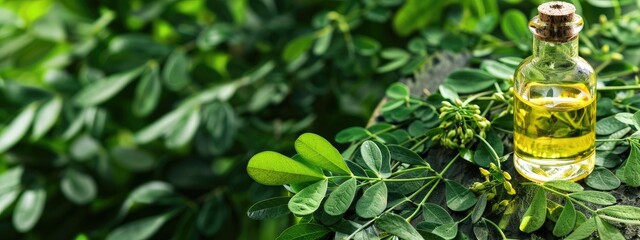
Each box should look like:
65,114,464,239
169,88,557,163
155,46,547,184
532,37,579,59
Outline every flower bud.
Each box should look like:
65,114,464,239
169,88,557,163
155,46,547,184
579,47,592,56
502,171,512,180
455,99,463,106
499,200,510,206
602,44,610,54
611,53,623,61
479,168,490,177
599,14,608,24
447,129,456,138
442,101,452,107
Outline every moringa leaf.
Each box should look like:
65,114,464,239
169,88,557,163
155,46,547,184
247,196,291,220
422,203,454,225
432,222,458,240
595,216,625,240
324,178,357,216
543,180,584,193
501,9,530,50
276,223,330,240
356,181,387,218
624,142,640,187
0,103,37,153
375,212,424,240
335,127,369,143
288,180,328,215
13,184,46,233
162,49,191,91
444,69,496,94
569,191,616,205
586,167,621,190
471,193,488,223
247,151,325,186
107,211,176,240
31,96,62,140
388,145,425,165
295,133,351,175
133,66,161,117
598,205,640,220
553,198,576,237
519,187,547,233
596,116,627,135
60,168,97,205
386,82,410,99
564,218,597,240
445,180,477,211
360,141,382,173
75,66,145,106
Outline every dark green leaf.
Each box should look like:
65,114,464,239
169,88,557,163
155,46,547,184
0,187,19,216
313,28,332,55
445,180,477,211
388,145,425,165
393,0,449,36
473,130,503,167
247,151,325,186
110,147,156,172
624,142,640,187
61,169,97,205
13,184,46,232
282,35,314,62
74,66,145,106
444,69,496,94
553,199,576,237
70,134,101,161
356,181,387,218
598,205,640,220
197,24,233,50
595,216,625,240
165,108,200,149
127,181,175,205
596,116,627,135
32,96,62,140
471,193,487,223
107,211,176,240
422,203,454,225
295,133,351,175
432,222,458,240
375,212,424,240
324,178,357,216
564,217,596,240
276,223,330,240
162,49,191,91
197,195,229,236
133,66,161,117
248,196,291,220
586,167,620,190
519,187,546,233
335,127,369,143
543,180,584,193
288,180,328,215
0,103,37,153
481,60,514,79
354,35,381,56
360,141,382,173
569,191,616,205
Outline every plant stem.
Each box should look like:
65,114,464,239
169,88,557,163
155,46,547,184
597,85,640,91
520,182,597,214
482,218,508,240
475,134,501,168
406,178,441,222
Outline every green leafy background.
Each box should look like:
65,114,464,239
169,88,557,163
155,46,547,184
0,0,639,239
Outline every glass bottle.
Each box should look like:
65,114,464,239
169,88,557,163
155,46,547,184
513,2,596,182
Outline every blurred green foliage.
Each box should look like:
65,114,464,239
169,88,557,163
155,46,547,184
0,0,638,239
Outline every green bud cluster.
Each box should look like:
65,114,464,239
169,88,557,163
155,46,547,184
470,163,517,212
433,100,490,149
493,87,514,119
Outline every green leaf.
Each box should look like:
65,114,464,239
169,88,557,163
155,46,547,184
133,66,161,117
481,60,515,79
381,99,404,112
70,135,101,161
196,24,232,50
375,212,424,240
473,130,503,167
501,10,530,50
393,0,450,36
74,66,145,106
282,35,314,62
553,199,576,237
356,181,387,218
247,196,291,220
564,218,597,240
0,103,37,153
61,169,97,205
595,216,625,240
471,193,487,224
247,151,325,186
377,56,410,73
0,167,23,191
197,195,229,236
13,184,46,232
596,116,627,135
335,127,369,143
31,96,62,140
107,211,176,240
586,0,636,8
432,222,458,240
127,181,175,205
586,167,621,191
543,180,584,193
313,28,332,55
388,145,425,165
624,142,640,187
360,141,382,173
0,187,19,216
569,191,616,205
294,133,351,175
276,223,330,240
386,83,410,99
422,203,454,225
375,142,391,177
598,205,640,220
162,49,191,91
444,69,496,94
165,108,200,149
288,180,328,215
519,187,547,233
634,111,640,129
353,35,381,56
445,180,477,211
110,147,156,172
324,178,357,216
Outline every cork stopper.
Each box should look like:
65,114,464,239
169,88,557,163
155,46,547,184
530,1,581,42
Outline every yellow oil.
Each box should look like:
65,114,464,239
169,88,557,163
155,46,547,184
513,83,595,182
